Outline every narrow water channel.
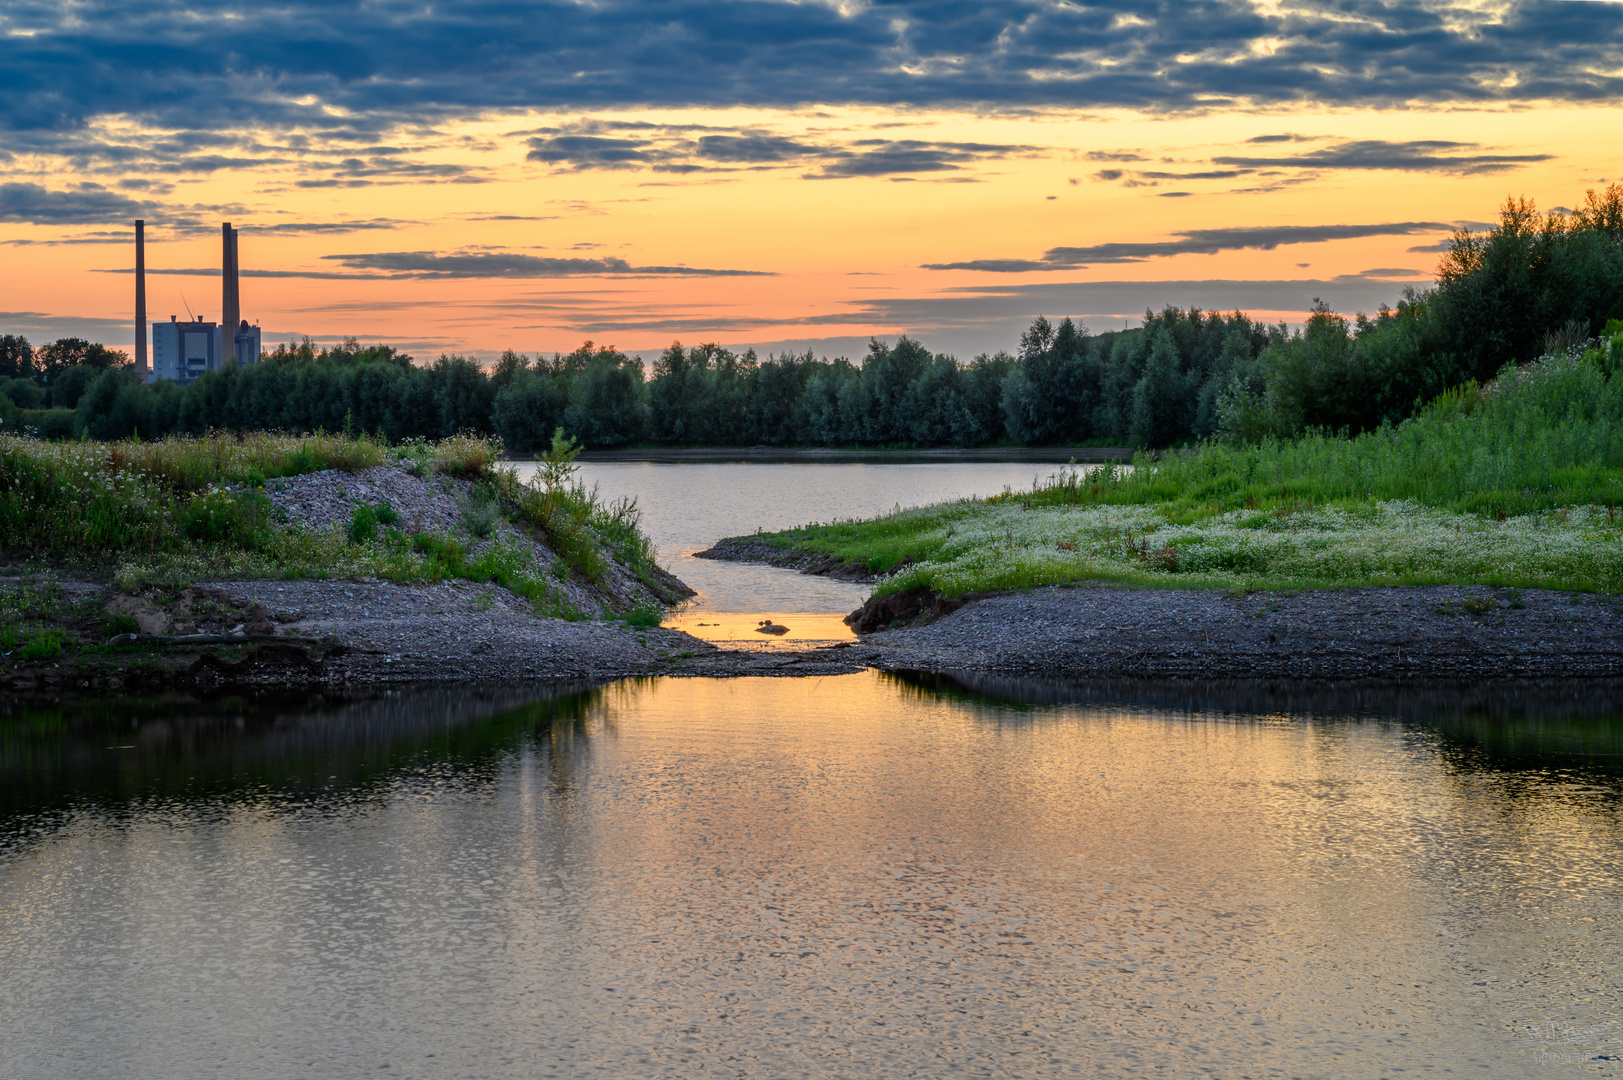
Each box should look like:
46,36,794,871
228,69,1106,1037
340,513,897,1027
538,459,1076,644
3,675,1620,1077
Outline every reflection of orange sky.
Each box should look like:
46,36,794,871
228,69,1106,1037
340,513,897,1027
7,104,1619,359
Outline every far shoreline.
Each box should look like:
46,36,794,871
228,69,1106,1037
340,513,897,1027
571,446,1136,465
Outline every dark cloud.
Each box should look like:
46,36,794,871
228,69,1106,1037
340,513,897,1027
924,222,1450,272
1084,139,1554,192
96,267,381,280
3,0,1619,153
810,144,991,178
1331,267,1432,282
293,157,486,187
0,182,148,224
1213,139,1556,175
693,134,821,163
321,251,772,278
527,135,661,169
0,309,143,345
1134,169,1252,181
506,276,1444,359
840,278,1436,353
527,125,1035,177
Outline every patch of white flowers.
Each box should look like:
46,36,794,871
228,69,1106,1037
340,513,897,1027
882,499,1623,595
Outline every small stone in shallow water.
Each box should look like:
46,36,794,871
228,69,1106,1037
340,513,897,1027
755,621,790,636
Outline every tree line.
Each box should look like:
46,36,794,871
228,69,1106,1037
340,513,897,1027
7,185,1622,451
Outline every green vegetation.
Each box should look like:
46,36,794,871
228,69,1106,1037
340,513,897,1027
348,500,401,544
9,185,1617,453
0,429,660,619
756,333,1623,597
1,581,67,661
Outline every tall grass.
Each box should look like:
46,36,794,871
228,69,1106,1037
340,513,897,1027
0,428,666,617
1023,344,1623,519
0,431,387,561
760,346,1623,596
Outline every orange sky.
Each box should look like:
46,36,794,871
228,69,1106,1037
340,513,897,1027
5,102,1620,361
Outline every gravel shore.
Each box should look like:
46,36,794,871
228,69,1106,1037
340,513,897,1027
700,536,1623,680
0,573,873,693
11,571,1621,692
865,582,1623,679
15,499,1623,694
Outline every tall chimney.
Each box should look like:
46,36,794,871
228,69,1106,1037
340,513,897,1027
230,226,241,334
221,222,238,339
134,220,147,378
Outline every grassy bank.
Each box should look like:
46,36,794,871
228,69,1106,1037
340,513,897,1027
754,339,1623,597
0,429,665,619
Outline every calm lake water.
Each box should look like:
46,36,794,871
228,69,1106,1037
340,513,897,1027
517,459,1077,615
3,675,1622,1078
517,458,1087,645
4,462,1621,1077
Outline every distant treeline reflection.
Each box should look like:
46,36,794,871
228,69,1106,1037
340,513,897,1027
14,187,1622,451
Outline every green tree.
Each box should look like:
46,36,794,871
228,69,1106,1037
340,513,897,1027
492,368,568,455
77,369,150,440
0,335,32,381
33,338,129,384
563,352,646,447
46,364,103,410
1130,327,1191,447
1,377,44,409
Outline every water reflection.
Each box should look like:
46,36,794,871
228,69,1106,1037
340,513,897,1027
887,669,1623,780
0,683,605,824
3,674,1621,1078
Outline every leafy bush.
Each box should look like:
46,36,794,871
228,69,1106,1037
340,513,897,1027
21,409,76,440
181,488,276,548
105,612,140,637
349,501,400,544
433,432,500,478
511,428,609,582
1,378,44,410
621,602,664,628
17,628,67,661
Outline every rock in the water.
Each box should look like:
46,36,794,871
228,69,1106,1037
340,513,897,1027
755,621,791,636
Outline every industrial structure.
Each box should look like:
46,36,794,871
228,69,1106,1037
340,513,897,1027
137,220,262,383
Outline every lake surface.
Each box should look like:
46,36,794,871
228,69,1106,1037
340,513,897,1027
513,459,1088,645
5,462,1622,1077
517,458,1076,614
3,675,1622,1078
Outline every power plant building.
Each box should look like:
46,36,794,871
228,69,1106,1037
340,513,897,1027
136,220,262,384
150,316,261,383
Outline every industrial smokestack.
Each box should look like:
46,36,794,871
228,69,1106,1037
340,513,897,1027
221,222,239,337
135,220,148,378
230,226,241,335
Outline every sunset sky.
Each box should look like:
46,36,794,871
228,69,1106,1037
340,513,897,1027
2,1,1621,362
